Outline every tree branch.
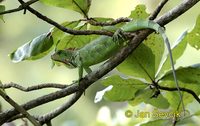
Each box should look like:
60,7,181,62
158,85,200,104
155,0,199,26
0,0,199,124
3,91,83,124
0,83,67,92
16,0,133,38
85,17,131,26
36,91,83,124
149,0,169,20
0,90,41,126
0,83,80,124
0,0,39,15
7,114,25,123
17,0,114,37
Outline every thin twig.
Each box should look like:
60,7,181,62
0,83,79,124
17,0,113,36
86,17,131,26
0,90,41,126
37,91,83,124
1,0,132,37
158,85,200,104
6,91,83,124
0,0,199,124
149,0,169,20
0,0,39,15
7,114,25,122
0,83,67,92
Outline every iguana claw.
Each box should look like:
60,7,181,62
112,29,127,44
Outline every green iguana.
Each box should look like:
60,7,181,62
51,19,184,111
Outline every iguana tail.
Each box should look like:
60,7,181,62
122,20,185,113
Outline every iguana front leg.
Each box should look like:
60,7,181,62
76,52,92,82
76,53,92,94
76,56,86,94
76,52,84,83
78,65,83,82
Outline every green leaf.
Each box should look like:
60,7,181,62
161,64,200,84
156,30,188,79
101,75,146,102
140,119,171,126
52,20,102,50
39,0,91,16
128,4,150,19
0,5,5,21
149,34,165,77
52,21,80,45
194,110,200,116
129,88,154,106
117,33,164,82
130,88,169,109
141,117,196,126
176,114,195,126
160,80,199,108
188,15,200,50
145,94,170,109
10,33,53,62
160,65,200,105
164,91,181,110
52,21,89,50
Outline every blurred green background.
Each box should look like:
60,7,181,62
0,0,200,125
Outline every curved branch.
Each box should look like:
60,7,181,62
16,0,133,38
1,0,133,37
37,91,83,124
155,0,199,25
149,0,169,20
86,17,131,26
17,0,114,37
0,0,199,124
0,90,41,126
0,0,39,15
158,85,200,104
0,83,67,92
0,83,79,124
5,91,83,124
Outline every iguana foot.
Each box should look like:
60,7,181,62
112,29,127,44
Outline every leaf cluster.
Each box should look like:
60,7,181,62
1,1,200,125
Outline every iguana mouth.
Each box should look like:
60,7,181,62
56,59,76,68
51,55,76,68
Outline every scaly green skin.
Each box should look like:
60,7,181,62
51,35,124,80
51,20,183,111
52,20,167,79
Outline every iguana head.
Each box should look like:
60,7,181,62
51,49,77,68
